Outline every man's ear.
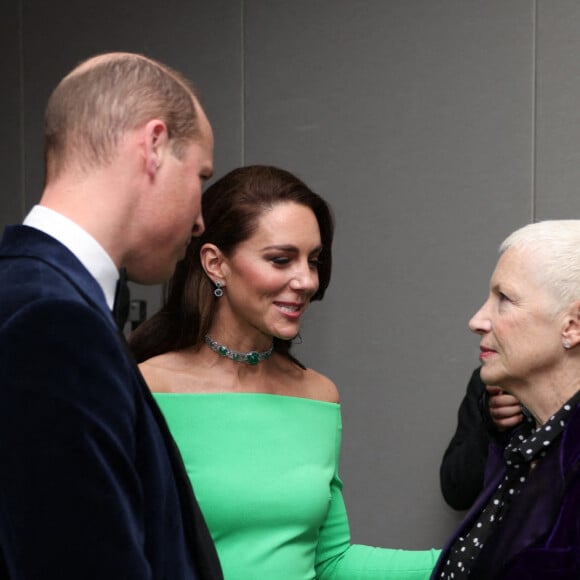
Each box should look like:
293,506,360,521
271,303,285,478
200,243,228,282
562,300,580,349
143,119,169,179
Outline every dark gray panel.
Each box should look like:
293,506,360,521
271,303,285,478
0,0,24,226
21,0,242,209
245,0,534,547
535,1,580,218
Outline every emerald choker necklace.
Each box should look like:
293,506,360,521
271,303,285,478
204,334,274,365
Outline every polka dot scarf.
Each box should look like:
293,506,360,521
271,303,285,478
440,390,580,579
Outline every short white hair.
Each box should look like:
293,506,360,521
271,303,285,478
500,220,580,313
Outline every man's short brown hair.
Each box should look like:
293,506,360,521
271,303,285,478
44,52,201,181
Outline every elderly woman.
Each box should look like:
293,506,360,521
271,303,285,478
433,220,580,580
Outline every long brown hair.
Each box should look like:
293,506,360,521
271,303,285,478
129,165,334,368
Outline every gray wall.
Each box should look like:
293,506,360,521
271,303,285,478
4,0,580,550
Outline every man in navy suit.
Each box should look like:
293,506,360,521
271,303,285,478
0,52,222,579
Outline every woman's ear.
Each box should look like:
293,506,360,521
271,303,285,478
562,300,580,349
200,243,227,281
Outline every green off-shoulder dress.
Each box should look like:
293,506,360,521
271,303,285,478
154,393,440,579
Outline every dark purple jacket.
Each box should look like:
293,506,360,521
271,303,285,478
432,402,580,579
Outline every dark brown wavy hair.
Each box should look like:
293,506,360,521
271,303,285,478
129,165,334,368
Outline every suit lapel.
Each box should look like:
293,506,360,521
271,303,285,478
118,335,223,579
2,225,222,578
1,225,115,327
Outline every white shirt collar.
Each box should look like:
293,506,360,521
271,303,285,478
23,205,119,309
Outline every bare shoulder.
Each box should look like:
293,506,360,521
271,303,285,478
269,355,339,402
302,367,340,403
138,351,198,393
139,348,218,393
269,354,338,402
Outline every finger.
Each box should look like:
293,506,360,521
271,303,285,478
491,395,519,408
494,414,525,431
491,407,523,420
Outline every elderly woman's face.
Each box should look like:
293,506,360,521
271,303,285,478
469,247,564,388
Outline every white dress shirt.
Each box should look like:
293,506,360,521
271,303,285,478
23,205,119,309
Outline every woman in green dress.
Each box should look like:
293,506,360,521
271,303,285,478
130,165,440,579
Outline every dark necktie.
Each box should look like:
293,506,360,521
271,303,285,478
112,267,130,330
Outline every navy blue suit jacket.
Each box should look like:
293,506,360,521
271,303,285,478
0,225,223,579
